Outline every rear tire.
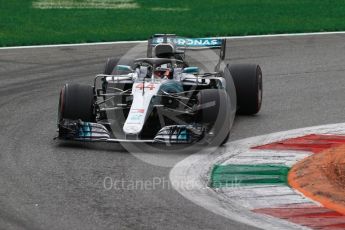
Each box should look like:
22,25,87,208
58,84,95,122
103,58,119,75
229,64,262,115
103,58,134,75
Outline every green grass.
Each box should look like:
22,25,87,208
1,0,345,46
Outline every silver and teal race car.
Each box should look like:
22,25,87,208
57,34,262,146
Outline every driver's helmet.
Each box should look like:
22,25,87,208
154,67,173,79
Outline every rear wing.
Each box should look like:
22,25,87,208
147,34,226,60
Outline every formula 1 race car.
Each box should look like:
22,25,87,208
57,34,262,145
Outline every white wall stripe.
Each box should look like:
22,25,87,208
1,31,345,50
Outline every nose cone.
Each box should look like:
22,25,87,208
123,124,142,135
123,82,160,136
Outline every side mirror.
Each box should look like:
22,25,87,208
116,65,133,72
183,67,199,74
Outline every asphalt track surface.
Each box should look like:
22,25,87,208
1,34,345,230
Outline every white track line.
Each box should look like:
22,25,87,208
0,40,145,50
170,122,345,230
1,31,345,50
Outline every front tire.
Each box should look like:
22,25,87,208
197,89,231,145
58,83,95,122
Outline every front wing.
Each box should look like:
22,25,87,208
58,119,204,144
